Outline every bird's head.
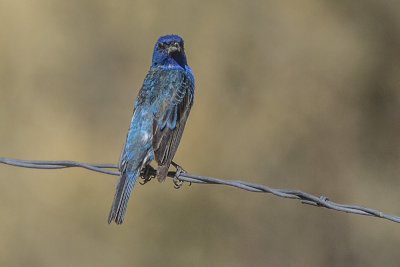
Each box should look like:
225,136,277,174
151,35,188,68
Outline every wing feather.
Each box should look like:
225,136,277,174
152,69,194,181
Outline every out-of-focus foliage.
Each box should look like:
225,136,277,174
1,0,399,266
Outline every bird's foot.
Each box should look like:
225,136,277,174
139,165,156,185
171,161,190,189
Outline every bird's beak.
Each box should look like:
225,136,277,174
168,42,181,54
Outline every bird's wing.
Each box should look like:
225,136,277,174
152,68,194,181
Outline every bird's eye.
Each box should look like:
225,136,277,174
157,42,165,49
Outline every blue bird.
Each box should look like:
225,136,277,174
108,35,194,224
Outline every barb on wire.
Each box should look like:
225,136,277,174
1,157,399,224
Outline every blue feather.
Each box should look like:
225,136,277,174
108,35,194,224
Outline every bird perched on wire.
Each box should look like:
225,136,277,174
108,35,195,224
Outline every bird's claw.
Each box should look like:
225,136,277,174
173,177,183,189
171,161,188,189
139,165,156,185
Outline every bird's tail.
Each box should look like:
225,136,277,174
108,167,139,224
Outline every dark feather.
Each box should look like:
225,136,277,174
108,163,139,224
152,69,193,182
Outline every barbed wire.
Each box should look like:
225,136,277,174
1,156,399,224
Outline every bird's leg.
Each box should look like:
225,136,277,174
171,161,190,189
139,165,156,185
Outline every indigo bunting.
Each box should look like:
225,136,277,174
108,35,194,224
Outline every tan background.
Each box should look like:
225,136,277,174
1,0,400,266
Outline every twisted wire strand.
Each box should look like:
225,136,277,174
1,157,399,224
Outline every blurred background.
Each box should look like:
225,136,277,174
1,0,400,266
